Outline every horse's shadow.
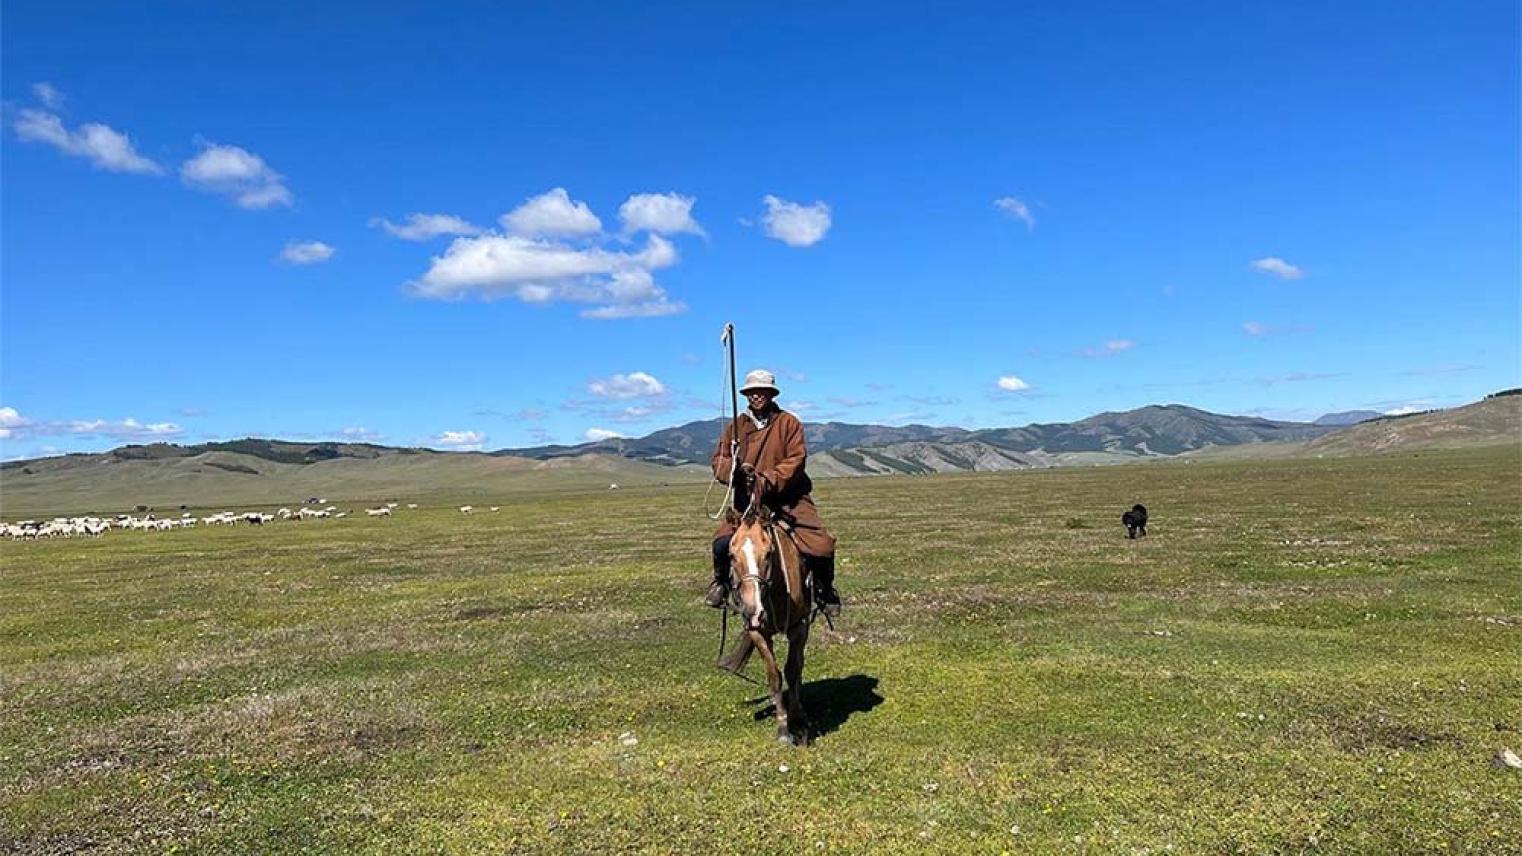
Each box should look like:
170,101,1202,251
749,674,884,740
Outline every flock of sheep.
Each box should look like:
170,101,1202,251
5,482,629,541
0,499,477,541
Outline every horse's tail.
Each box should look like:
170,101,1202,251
717,634,755,673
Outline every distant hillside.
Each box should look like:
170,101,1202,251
503,404,1339,475
499,419,958,465
92,438,410,465
1315,410,1382,426
0,449,703,517
1302,395,1521,456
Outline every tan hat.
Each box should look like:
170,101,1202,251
739,369,780,396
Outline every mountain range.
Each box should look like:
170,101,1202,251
503,404,1347,476
4,394,1517,517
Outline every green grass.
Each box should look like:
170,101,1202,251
3,447,1519,853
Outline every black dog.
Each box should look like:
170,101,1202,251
1122,504,1148,539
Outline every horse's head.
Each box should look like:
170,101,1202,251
728,511,776,631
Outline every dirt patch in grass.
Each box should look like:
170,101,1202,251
48,679,437,785
1321,713,1462,752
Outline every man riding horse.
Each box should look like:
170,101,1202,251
707,369,842,617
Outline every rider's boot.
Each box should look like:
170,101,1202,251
706,536,731,608
704,569,730,609
810,555,842,617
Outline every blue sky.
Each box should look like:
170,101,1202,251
3,2,1517,457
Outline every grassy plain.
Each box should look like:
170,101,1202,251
2,446,1519,853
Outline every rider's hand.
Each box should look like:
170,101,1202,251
739,462,757,477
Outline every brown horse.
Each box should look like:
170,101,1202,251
717,483,813,745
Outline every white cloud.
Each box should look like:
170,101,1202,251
580,300,686,320
993,196,1036,230
428,430,487,451
43,417,182,441
0,406,28,440
501,188,602,237
1081,339,1134,359
180,141,293,209
760,195,831,247
371,213,483,241
340,426,385,442
610,405,657,422
1250,257,1304,280
402,191,705,319
32,82,66,110
619,192,704,236
585,428,624,441
588,371,665,399
14,107,163,175
409,232,685,319
181,143,269,183
1243,320,1311,337
237,183,295,209
70,418,182,440
996,375,1031,392
0,408,185,443
279,240,335,265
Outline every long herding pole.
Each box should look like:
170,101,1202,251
722,322,740,461
716,323,739,665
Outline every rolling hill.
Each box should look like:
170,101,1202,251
5,395,1516,516
0,448,704,517
1301,391,1521,455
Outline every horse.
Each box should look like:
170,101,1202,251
716,482,814,745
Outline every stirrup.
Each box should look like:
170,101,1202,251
817,587,841,617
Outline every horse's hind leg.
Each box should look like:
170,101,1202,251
784,624,810,744
752,632,791,743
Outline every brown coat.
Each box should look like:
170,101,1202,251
711,407,836,558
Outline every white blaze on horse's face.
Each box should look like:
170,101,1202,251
741,537,761,578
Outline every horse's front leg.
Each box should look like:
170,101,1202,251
751,630,790,743
783,622,809,744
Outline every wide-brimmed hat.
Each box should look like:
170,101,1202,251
739,369,780,396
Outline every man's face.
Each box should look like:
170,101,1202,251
746,390,775,411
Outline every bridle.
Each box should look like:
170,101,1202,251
735,483,775,631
